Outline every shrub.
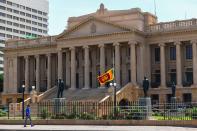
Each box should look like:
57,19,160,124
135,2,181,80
79,112,95,120
40,108,49,119
188,107,197,119
0,109,7,117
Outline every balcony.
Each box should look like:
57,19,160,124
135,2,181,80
146,19,197,33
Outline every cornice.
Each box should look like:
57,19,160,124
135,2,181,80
146,28,197,37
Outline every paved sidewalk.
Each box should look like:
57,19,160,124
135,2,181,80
0,125,196,131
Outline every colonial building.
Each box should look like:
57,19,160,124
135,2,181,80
2,4,197,105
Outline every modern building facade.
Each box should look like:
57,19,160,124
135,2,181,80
0,0,49,74
2,4,197,105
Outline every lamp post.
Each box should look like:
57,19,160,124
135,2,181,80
110,82,117,117
22,84,25,119
32,85,35,91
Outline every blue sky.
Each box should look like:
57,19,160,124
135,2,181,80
48,0,197,35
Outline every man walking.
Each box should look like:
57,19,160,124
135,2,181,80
24,104,34,127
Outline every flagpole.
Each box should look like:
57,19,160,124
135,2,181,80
113,44,117,117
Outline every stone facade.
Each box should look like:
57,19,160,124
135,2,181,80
2,4,197,105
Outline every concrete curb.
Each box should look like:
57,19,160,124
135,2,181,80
0,120,197,127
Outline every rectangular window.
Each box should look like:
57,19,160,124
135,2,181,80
155,47,160,62
7,14,12,19
26,20,31,24
26,26,31,30
0,12,5,17
7,8,12,12
32,15,37,19
26,13,31,17
20,11,25,16
38,17,42,21
13,10,19,14
13,29,19,33
32,9,37,13
0,5,6,10
20,18,25,22
32,27,37,31
6,27,12,32
43,12,47,16
13,16,19,21
38,23,42,27
0,19,6,24
26,7,31,11
38,11,42,15
0,33,5,37
20,31,25,35
170,46,176,60
0,0,6,3
6,34,12,38
186,45,192,59
0,26,5,30
7,1,12,5
20,24,25,28
32,21,37,25
7,21,12,25
13,23,19,27
43,18,47,22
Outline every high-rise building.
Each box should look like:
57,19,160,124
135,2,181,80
0,0,49,73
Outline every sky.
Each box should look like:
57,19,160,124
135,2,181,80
48,0,197,35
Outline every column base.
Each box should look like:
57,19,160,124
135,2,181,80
159,86,166,89
69,87,76,90
82,87,90,90
191,84,197,88
176,85,183,88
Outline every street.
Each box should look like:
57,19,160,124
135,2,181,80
0,125,196,131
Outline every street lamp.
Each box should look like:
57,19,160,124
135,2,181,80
110,82,117,117
22,84,25,119
32,86,35,90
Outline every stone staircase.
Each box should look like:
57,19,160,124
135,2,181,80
44,88,110,101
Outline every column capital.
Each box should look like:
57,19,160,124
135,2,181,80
98,44,105,48
128,41,138,46
174,41,182,46
83,45,89,49
24,55,29,59
191,40,197,44
159,43,166,47
69,46,75,50
113,42,120,46
46,53,51,57
34,54,40,58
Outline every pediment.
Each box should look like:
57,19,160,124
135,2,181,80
56,17,133,40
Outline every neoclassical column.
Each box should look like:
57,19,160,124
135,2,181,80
47,53,51,90
175,41,182,87
192,40,197,86
35,55,40,92
129,41,137,85
58,49,63,80
83,45,90,89
114,42,120,88
24,56,29,93
3,57,8,94
99,44,105,87
70,47,76,90
159,43,166,88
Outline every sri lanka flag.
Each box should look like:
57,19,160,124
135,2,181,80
97,68,114,85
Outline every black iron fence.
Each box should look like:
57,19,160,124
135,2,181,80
36,100,197,120
37,100,148,120
3,100,197,120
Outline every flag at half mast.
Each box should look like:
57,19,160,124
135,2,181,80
97,68,114,85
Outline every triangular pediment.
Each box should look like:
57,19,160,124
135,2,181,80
56,17,133,40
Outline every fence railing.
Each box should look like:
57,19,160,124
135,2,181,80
3,100,197,120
